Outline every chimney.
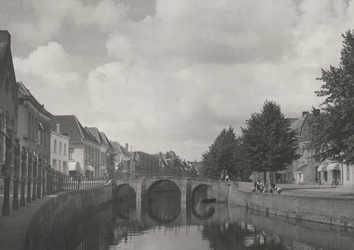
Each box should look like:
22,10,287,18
131,145,133,152
302,111,309,117
125,143,129,151
56,124,61,133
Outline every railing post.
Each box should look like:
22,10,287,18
2,127,13,216
42,160,46,197
12,138,21,210
32,154,37,201
27,150,33,203
20,146,27,206
37,156,42,199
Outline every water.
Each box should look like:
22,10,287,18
69,189,354,250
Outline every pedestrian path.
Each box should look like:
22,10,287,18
0,195,57,250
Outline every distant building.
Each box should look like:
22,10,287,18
17,81,51,165
134,150,160,177
111,142,139,178
51,115,100,178
0,30,18,166
50,123,69,174
291,110,321,185
85,127,114,178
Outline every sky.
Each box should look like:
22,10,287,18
1,0,353,162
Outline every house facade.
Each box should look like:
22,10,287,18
17,81,51,166
0,31,18,167
290,111,321,185
50,123,69,174
85,127,115,178
51,115,100,179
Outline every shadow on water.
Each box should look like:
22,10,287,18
67,190,354,250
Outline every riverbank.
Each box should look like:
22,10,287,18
230,181,354,228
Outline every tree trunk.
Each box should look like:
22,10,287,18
263,171,267,182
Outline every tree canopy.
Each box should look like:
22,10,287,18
241,100,299,176
201,127,244,180
309,30,354,164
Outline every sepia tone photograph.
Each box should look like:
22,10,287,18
1,0,354,249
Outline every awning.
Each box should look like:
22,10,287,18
85,165,94,171
295,164,308,172
317,163,328,172
69,162,78,171
327,163,340,171
68,162,84,173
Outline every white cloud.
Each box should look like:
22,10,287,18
4,0,354,160
13,42,81,88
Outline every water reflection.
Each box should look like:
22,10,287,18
69,191,354,250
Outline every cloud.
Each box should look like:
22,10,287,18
13,42,89,115
5,0,354,161
13,42,81,88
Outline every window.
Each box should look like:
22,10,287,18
54,140,57,153
64,143,67,156
63,161,67,173
69,148,74,160
59,160,61,172
347,165,350,180
53,159,57,170
59,142,62,154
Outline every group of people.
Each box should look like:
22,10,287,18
220,169,230,181
252,178,282,194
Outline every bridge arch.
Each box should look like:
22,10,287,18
146,179,182,202
114,177,230,203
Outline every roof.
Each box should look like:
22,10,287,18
100,132,114,149
51,115,97,143
17,81,52,117
0,31,10,62
295,163,309,172
85,127,104,144
291,113,313,138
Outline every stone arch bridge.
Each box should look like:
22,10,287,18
114,177,232,203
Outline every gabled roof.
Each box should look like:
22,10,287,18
51,115,97,143
85,127,104,144
100,132,114,149
291,113,313,138
0,31,10,62
17,81,52,117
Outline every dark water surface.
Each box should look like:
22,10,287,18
69,190,354,250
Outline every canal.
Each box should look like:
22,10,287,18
67,183,354,250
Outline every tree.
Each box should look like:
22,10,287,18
309,30,354,164
201,127,238,179
241,100,299,180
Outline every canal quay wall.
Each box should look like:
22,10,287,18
24,182,113,250
228,183,354,228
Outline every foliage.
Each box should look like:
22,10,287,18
201,127,240,179
309,30,354,164
241,100,299,175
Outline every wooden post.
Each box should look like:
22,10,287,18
12,138,20,210
32,154,37,201
27,150,33,203
20,146,27,206
1,127,13,216
37,155,42,199
42,160,46,197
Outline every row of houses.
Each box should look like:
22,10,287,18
258,109,354,186
0,30,167,180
